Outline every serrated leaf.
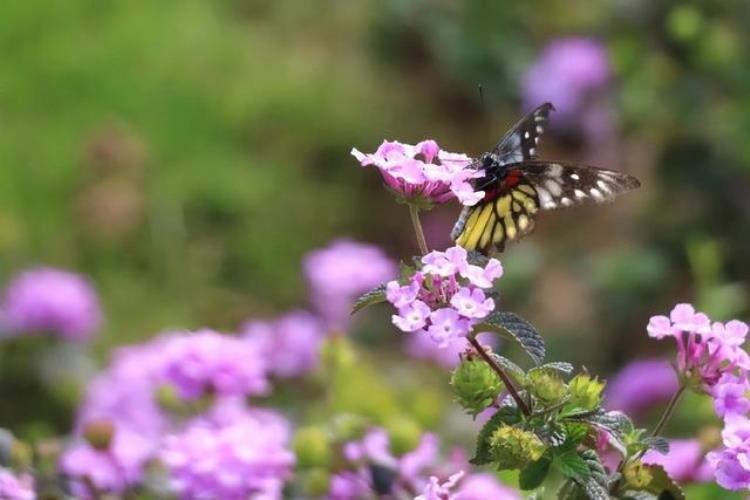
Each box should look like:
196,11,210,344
642,436,670,455
519,456,551,490
538,362,575,374
475,312,546,365
351,284,387,314
579,449,607,486
537,421,567,447
641,464,685,500
555,451,590,480
576,480,610,500
492,354,526,384
470,406,522,466
572,410,633,444
563,422,591,447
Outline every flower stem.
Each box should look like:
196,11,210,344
467,334,531,416
408,205,429,255
650,384,686,438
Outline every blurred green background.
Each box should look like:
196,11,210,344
0,2,749,494
2,0,747,364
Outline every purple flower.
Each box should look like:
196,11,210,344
303,240,396,330
712,374,750,418
1,267,102,340
61,426,156,496
642,439,712,483
605,358,678,414
706,414,750,490
450,288,494,319
647,304,749,388
521,37,610,120
454,473,521,500
160,330,270,400
351,140,481,206
160,402,295,499
242,311,323,378
392,300,431,333
385,246,502,348
415,471,464,500
0,468,35,500
333,429,441,499
427,308,470,347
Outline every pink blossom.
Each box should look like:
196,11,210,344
450,287,494,319
351,140,481,206
427,309,470,347
392,300,431,333
455,473,521,500
642,439,712,483
385,247,502,347
0,468,35,500
415,471,464,500
712,374,750,418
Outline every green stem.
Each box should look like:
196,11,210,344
467,334,531,416
408,205,429,255
650,384,686,438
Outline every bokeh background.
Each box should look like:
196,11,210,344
0,0,748,497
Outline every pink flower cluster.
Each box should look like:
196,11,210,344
351,140,483,206
386,246,502,347
649,303,750,491
647,303,749,387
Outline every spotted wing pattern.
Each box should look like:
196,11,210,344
454,181,540,254
492,103,555,165
453,162,640,255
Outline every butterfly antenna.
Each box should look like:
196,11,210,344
478,84,485,108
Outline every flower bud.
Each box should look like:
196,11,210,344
623,460,653,488
489,425,546,470
83,419,115,451
385,416,421,456
330,414,369,442
527,370,567,405
302,467,331,496
293,426,332,469
450,359,502,416
568,373,605,410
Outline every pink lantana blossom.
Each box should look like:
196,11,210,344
647,304,749,388
385,247,502,347
351,140,482,206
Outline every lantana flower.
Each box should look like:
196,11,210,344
706,414,750,491
647,303,750,388
386,246,502,347
351,140,483,206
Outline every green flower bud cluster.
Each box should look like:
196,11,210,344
450,358,503,416
489,425,546,470
568,373,605,410
623,460,653,488
527,369,567,405
293,426,332,470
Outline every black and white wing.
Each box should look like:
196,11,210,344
492,103,555,165
517,161,641,211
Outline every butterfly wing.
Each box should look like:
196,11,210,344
492,103,555,165
517,161,641,211
453,162,640,255
453,175,540,254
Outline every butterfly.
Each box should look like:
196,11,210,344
451,103,640,255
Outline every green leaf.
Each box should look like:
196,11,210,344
492,354,526,384
642,464,685,500
536,362,575,375
537,421,567,447
642,436,670,455
563,422,591,447
476,312,546,365
351,284,387,314
470,405,522,466
571,409,633,446
400,260,417,281
555,450,590,480
519,455,552,490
